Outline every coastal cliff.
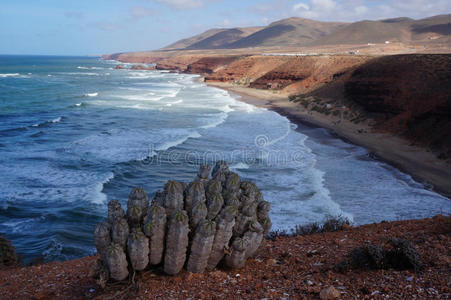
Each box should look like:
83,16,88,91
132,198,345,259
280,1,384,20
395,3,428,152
107,53,451,161
102,52,451,195
344,54,451,157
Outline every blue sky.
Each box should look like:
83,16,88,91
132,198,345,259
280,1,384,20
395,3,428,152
0,0,450,55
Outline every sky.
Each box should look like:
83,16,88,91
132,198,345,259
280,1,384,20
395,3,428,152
0,0,450,55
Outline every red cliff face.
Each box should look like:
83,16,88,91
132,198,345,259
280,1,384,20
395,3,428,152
204,56,293,83
249,56,368,93
105,51,451,160
185,56,244,74
130,65,156,70
345,54,451,158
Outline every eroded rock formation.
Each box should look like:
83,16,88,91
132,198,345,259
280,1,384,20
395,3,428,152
93,161,271,280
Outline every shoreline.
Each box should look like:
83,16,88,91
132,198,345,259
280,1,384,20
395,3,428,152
207,81,451,198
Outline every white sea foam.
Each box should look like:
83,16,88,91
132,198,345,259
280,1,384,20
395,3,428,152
92,172,114,205
155,131,202,151
84,92,98,97
31,116,62,127
230,162,250,170
0,73,20,78
219,105,234,113
200,112,228,129
77,66,105,70
117,104,155,110
62,72,100,76
67,129,202,164
75,103,83,107
0,73,30,78
117,88,180,102
166,99,183,107
117,93,162,102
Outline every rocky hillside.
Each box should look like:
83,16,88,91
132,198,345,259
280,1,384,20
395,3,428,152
163,27,263,50
344,54,451,158
224,18,346,49
312,14,451,45
1,215,449,299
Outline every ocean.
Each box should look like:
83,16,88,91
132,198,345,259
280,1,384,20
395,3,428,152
0,55,449,264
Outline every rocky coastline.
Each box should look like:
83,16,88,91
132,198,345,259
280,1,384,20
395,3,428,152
105,52,451,197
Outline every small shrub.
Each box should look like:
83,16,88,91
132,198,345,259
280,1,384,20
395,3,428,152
266,215,351,240
336,238,423,273
300,100,309,108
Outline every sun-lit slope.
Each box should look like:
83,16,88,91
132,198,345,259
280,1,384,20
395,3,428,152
311,14,451,45
186,27,263,49
225,18,347,48
162,28,228,50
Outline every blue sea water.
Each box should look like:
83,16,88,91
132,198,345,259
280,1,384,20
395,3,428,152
0,55,449,264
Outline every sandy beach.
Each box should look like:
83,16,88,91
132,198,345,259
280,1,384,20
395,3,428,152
207,81,451,198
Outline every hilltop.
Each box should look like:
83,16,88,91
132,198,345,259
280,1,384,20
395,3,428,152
159,14,451,50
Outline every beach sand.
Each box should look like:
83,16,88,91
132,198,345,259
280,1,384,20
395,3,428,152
207,82,451,198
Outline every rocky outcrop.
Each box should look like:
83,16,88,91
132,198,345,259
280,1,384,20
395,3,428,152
0,236,18,268
185,56,244,75
249,56,368,93
155,55,206,72
93,161,271,280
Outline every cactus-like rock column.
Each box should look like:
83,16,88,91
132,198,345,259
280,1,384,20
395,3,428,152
93,161,271,280
164,210,190,275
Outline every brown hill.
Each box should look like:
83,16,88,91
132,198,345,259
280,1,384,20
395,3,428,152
310,19,411,45
344,54,451,156
224,17,346,48
186,27,263,49
162,28,227,50
311,14,451,45
160,15,451,50
163,27,262,50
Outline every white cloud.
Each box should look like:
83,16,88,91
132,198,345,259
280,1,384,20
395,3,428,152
154,0,204,10
293,3,309,11
250,0,451,22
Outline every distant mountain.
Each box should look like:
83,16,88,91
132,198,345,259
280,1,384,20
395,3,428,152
186,27,263,49
311,14,451,45
162,27,262,50
225,18,346,48
162,28,226,50
161,14,451,50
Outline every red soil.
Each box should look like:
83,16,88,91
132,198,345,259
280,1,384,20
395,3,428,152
1,216,449,299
